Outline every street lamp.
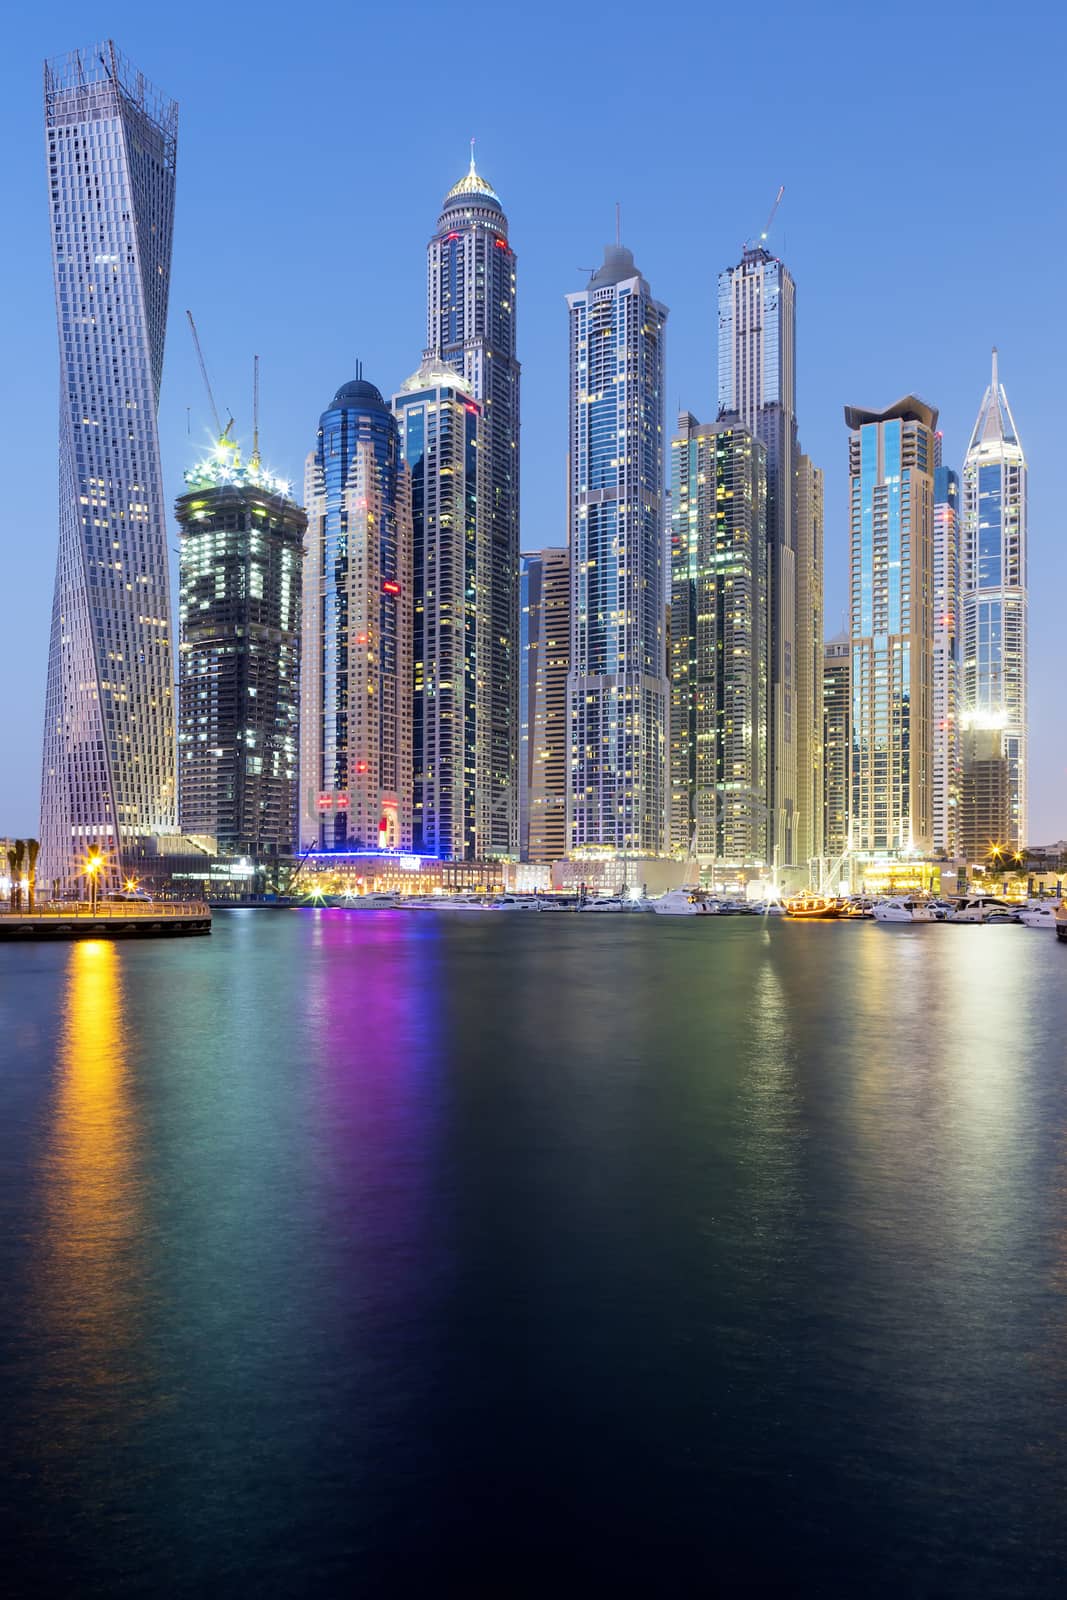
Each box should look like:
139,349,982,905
85,850,104,913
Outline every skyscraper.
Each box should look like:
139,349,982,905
794,452,824,865
426,149,519,856
932,462,960,856
521,548,569,865
845,397,937,858
176,440,306,858
822,636,851,861
567,243,669,855
670,413,768,865
960,350,1027,848
300,377,413,853
40,43,178,892
393,358,483,860
718,244,799,865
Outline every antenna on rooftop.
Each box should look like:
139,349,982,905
251,354,261,469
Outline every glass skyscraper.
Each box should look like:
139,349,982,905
426,149,519,856
40,43,178,893
932,461,960,856
670,414,768,865
960,350,1027,849
393,358,482,860
566,243,669,855
846,397,937,858
795,452,825,865
299,377,413,853
822,636,851,861
717,246,800,866
176,443,306,858
520,547,569,865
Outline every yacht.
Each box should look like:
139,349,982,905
872,897,938,923
947,897,1016,924
1018,900,1062,930
489,895,541,911
580,895,630,912
650,888,718,916
1057,905,1067,943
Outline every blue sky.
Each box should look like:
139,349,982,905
2,0,1064,840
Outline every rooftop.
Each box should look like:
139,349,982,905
843,396,939,432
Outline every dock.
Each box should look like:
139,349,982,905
0,902,212,940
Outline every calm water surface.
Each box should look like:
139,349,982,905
2,910,1066,1594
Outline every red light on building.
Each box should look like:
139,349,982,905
464,402,478,415
317,793,333,811
336,793,350,810
382,579,401,596
445,232,460,242
356,632,368,645
494,238,508,249
355,761,368,774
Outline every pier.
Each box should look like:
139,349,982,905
0,902,211,940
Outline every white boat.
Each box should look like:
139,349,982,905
650,888,718,916
948,896,1016,924
580,896,629,912
1018,900,1061,929
489,895,541,911
872,897,938,923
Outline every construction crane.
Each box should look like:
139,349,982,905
747,185,785,252
186,310,233,444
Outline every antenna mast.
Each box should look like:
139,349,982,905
251,354,261,469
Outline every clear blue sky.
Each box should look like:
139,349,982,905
2,0,1063,841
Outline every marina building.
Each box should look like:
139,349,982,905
566,241,669,855
299,376,413,853
845,397,937,859
40,43,178,893
176,442,305,858
426,149,520,855
669,413,768,866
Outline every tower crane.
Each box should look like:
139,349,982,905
186,310,234,445
747,185,785,252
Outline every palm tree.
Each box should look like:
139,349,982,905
27,839,39,913
12,839,25,913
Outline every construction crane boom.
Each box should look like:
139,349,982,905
758,184,785,245
186,310,231,441
251,354,260,468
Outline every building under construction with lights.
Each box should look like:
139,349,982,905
176,444,306,858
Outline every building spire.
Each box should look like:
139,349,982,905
469,136,477,177
992,345,999,394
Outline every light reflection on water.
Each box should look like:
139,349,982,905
2,914,1067,1594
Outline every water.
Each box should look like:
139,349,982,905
2,910,1066,1595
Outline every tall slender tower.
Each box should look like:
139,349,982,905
393,358,483,860
960,351,1027,849
426,147,519,856
300,377,413,853
521,547,569,864
932,462,961,855
794,452,824,865
845,397,937,858
822,636,850,861
40,43,178,893
567,243,669,855
718,245,799,865
670,413,768,865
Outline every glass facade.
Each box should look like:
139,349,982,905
40,44,178,893
960,353,1027,848
718,246,813,866
176,454,306,857
846,400,937,857
932,463,960,855
566,245,668,855
299,379,412,852
521,548,569,865
426,153,519,856
393,361,482,860
822,637,850,860
669,414,768,865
